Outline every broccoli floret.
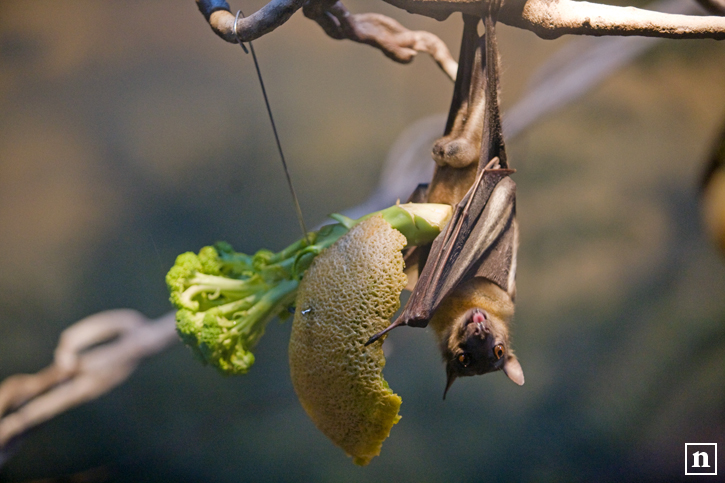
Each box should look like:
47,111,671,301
166,252,204,311
175,308,206,362
198,246,223,275
167,242,299,374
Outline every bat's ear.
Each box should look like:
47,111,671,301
443,366,457,400
503,354,524,386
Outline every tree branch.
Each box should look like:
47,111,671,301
0,310,177,451
501,0,725,39
197,0,457,80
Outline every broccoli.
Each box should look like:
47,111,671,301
167,203,452,375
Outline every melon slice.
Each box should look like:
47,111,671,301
289,215,406,466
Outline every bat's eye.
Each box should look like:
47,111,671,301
493,344,505,360
457,353,471,367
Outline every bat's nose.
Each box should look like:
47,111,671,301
472,310,486,325
468,309,489,336
466,309,490,339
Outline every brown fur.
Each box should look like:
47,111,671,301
429,277,523,393
429,277,514,350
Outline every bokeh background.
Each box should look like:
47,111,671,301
1,0,725,481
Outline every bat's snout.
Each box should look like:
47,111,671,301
465,308,490,338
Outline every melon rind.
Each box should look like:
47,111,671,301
289,215,407,466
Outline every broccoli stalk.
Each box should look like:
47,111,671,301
166,203,452,375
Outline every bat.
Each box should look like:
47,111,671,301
366,10,524,397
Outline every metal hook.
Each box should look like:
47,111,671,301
233,10,249,54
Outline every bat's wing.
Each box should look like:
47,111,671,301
366,165,516,343
366,12,514,345
402,166,515,324
471,180,518,302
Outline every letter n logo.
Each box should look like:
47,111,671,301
686,443,717,475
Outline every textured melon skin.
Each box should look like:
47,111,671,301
289,215,407,466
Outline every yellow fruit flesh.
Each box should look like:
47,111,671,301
288,215,406,466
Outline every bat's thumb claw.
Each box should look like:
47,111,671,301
364,334,382,346
364,322,401,346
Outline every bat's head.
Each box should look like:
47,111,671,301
440,307,524,398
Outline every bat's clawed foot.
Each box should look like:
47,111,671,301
430,14,486,171
432,135,481,169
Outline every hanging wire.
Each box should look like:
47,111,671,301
234,10,311,244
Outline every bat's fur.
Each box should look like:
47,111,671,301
429,277,524,394
427,163,479,206
427,18,504,207
427,15,483,207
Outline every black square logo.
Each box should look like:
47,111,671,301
686,443,717,476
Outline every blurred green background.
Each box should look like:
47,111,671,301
1,0,725,481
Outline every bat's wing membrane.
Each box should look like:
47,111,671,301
470,177,518,301
396,168,515,328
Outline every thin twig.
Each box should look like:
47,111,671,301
305,2,458,80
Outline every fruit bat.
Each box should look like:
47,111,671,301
366,10,524,397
